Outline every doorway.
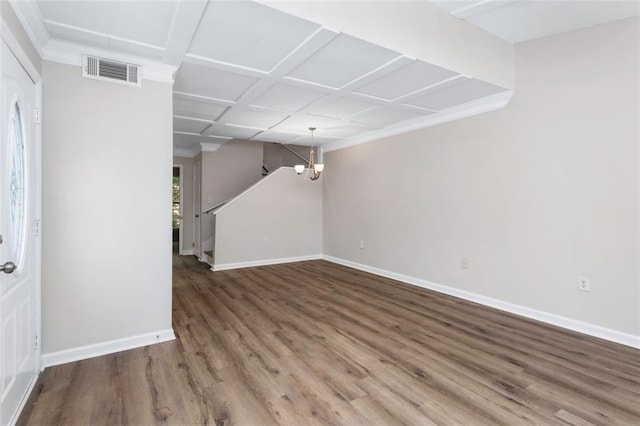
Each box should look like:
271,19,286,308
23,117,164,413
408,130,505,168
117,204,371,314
0,39,41,425
172,165,183,254
193,161,202,260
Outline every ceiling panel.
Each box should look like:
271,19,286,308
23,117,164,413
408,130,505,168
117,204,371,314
433,1,640,43
204,124,263,139
274,114,370,138
286,34,400,88
305,96,378,119
173,96,228,121
220,107,290,128
173,116,212,134
319,125,372,138
37,0,176,47
353,60,460,100
250,83,327,112
206,136,233,145
173,133,204,148
32,0,517,151
350,107,429,127
175,62,259,101
43,20,109,46
188,1,319,72
253,130,307,144
405,78,508,110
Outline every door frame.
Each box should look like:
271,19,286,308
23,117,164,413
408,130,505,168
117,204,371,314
193,160,202,260
1,15,43,422
172,164,184,255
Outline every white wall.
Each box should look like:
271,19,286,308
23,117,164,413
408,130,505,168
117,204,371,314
173,156,194,253
263,142,312,173
214,167,322,269
42,61,174,356
202,140,264,210
200,140,264,251
323,17,639,339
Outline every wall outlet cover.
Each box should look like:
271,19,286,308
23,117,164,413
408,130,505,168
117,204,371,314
578,275,591,292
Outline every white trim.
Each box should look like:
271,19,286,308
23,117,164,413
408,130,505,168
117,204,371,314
33,80,42,375
173,141,228,158
42,39,177,83
173,147,198,158
322,255,640,349
7,373,38,426
213,254,323,271
1,22,44,426
322,91,513,152
200,142,222,152
1,19,42,84
449,0,520,19
7,0,48,57
181,249,194,256
41,329,176,368
193,160,202,259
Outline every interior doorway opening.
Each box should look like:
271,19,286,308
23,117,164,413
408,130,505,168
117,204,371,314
172,165,183,254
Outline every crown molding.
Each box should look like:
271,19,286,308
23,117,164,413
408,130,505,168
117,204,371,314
322,90,513,152
173,140,223,158
200,142,223,153
173,147,197,158
8,0,177,83
2,17,41,82
8,0,48,57
42,39,178,83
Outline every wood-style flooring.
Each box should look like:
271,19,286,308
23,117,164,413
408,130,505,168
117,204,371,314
18,254,640,425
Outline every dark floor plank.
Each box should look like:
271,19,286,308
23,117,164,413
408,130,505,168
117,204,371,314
17,255,640,425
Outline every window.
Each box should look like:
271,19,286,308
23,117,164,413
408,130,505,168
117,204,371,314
9,102,27,268
172,176,180,229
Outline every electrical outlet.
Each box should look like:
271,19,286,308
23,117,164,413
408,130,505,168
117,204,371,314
460,258,469,269
578,275,591,292
264,237,269,246
359,240,365,250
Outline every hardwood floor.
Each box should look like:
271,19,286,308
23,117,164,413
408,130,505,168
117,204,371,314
19,254,640,425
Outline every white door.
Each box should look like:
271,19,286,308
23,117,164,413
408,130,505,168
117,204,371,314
193,161,201,259
0,40,38,426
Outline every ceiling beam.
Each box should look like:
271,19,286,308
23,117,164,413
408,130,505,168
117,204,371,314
163,0,209,65
256,0,513,88
450,0,519,19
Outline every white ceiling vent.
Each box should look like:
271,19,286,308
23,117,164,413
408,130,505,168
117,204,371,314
82,55,141,86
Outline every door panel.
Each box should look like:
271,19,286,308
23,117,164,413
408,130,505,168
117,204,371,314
0,40,38,426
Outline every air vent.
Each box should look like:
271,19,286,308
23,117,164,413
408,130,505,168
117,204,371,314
82,55,141,86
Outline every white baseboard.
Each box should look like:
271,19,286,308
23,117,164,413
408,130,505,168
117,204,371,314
181,249,194,255
41,328,175,368
213,254,323,271
323,255,640,349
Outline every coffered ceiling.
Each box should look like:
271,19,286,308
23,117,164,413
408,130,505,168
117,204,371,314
170,0,511,153
12,1,638,154
13,0,517,154
433,1,639,44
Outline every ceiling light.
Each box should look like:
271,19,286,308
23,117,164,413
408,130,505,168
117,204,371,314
295,127,324,181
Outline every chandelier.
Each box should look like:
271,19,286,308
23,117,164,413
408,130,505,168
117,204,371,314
294,127,324,181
